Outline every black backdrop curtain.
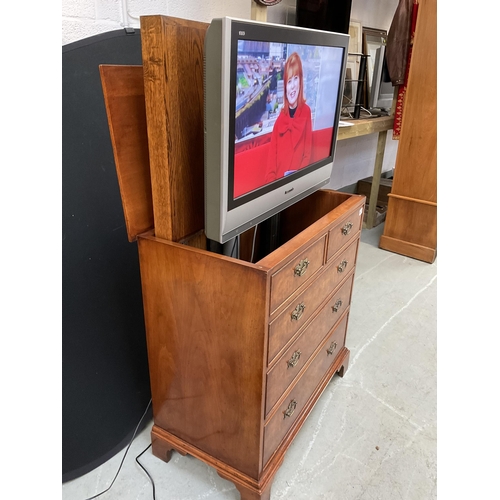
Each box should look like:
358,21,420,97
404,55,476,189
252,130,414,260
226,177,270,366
62,28,151,483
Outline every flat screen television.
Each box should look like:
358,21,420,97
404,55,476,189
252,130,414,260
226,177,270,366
204,17,349,244
367,43,393,113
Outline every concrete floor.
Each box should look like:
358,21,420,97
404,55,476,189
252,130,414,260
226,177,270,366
62,222,437,500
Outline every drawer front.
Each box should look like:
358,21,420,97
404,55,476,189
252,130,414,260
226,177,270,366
270,236,326,314
262,314,349,466
265,274,354,415
327,205,364,262
268,262,341,363
327,238,359,293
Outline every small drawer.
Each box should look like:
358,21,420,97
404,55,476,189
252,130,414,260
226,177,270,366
326,238,359,294
322,314,348,362
326,205,364,262
270,235,326,314
265,275,354,415
262,314,348,466
268,263,339,363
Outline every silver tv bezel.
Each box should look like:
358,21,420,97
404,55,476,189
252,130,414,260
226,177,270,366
204,17,349,244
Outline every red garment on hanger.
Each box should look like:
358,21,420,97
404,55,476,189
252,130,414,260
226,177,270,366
393,0,419,140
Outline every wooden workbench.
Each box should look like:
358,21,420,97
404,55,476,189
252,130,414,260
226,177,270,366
249,3,394,231
337,115,394,229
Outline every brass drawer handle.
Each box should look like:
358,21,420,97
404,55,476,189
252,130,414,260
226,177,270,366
327,341,338,356
294,258,310,277
337,260,348,273
332,299,342,313
287,350,301,368
291,302,306,321
283,399,297,419
342,222,353,235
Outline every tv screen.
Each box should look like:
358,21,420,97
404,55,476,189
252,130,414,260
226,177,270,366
233,40,345,201
204,18,349,244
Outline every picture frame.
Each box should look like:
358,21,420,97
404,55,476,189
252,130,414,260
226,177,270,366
342,21,363,116
348,21,363,58
362,27,388,107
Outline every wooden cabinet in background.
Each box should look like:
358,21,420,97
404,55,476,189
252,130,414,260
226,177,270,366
379,0,437,263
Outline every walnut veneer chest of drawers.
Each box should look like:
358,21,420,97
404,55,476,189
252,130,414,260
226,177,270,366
137,190,365,500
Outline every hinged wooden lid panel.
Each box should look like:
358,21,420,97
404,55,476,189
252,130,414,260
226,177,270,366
99,64,154,241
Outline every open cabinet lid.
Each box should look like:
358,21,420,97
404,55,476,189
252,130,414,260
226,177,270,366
100,64,154,242
100,17,209,245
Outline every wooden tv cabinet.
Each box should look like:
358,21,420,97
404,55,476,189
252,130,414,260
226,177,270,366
100,15,366,499
139,191,364,499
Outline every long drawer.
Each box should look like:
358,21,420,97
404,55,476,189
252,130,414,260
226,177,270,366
268,238,358,364
262,313,349,466
265,274,354,416
268,261,347,364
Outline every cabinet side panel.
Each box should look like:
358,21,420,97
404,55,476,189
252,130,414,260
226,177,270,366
390,0,436,203
138,238,268,479
383,197,436,250
140,16,208,241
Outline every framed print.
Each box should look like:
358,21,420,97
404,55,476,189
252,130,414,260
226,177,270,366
348,21,362,57
362,26,388,104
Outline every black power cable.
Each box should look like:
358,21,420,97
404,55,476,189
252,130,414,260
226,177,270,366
230,235,238,258
136,443,156,500
250,224,258,263
84,399,152,500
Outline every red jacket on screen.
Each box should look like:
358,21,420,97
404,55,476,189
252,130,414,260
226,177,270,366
265,103,312,183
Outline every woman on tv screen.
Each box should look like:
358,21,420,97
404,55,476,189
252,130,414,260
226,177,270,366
232,42,342,199
265,52,312,182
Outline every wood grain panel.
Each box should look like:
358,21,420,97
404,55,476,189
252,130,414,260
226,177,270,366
278,190,352,244
268,264,353,364
336,115,394,141
379,233,436,263
138,235,268,479
269,236,326,314
266,275,353,415
140,16,208,242
326,205,363,261
99,64,154,241
325,238,359,292
380,0,437,262
390,0,436,203
151,425,274,500
263,313,348,465
259,191,365,272
383,197,436,249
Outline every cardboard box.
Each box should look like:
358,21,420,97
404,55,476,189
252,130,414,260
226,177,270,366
356,176,392,205
356,176,392,227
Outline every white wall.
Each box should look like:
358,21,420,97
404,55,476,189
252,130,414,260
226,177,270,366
62,0,251,45
351,0,398,32
62,0,400,190
328,0,400,190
